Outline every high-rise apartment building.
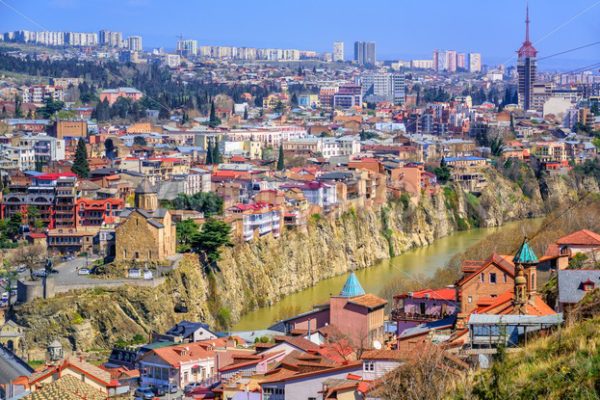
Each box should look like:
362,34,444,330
127,36,143,52
360,73,405,104
99,30,123,48
457,53,466,70
446,50,457,72
517,5,537,110
354,41,376,66
333,41,344,62
433,49,440,72
177,39,198,57
469,53,482,73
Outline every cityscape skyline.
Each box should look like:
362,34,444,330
1,0,600,69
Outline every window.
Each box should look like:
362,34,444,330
468,296,473,303
419,302,426,315
364,361,374,371
480,273,485,283
531,272,536,289
490,273,497,284
504,273,508,283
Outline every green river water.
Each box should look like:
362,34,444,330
232,219,543,331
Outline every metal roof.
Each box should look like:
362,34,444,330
339,272,365,298
468,314,563,326
558,270,600,304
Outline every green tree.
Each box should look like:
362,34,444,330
209,101,221,128
71,138,90,178
104,138,116,159
192,218,232,266
433,158,451,184
14,96,22,118
490,136,504,157
171,192,224,216
276,144,285,171
176,219,200,253
206,141,214,164
212,139,222,164
37,98,65,119
6,214,22,240
93,98,110,122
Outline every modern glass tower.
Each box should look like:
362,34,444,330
517,5,537,111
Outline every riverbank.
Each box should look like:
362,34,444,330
232,218,544,330
14,170,594,356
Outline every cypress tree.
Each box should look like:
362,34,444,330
71,138,90,178
243,107,248,120
206,142,214,165
276,144,285,171
212,139,221,164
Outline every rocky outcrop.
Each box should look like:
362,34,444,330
13,170,595,356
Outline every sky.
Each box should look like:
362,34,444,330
1,0,600,69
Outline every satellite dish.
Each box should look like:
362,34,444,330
373,340,382,350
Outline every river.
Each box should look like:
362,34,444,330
232,219,543,331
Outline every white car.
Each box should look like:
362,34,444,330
78,268,91,275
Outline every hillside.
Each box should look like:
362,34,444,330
450,290,600,400
12,168,599,357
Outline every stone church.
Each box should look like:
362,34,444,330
115,179,176,263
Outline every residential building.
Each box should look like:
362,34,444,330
283,137,360,159
361,350,407,380
127,35,143,51
469,53,482,73
138,341,217,390
557,269,600,314
177,39,198,57
228,202,282,242
280,181,337,212
333,41,344,62
99,87,143,106
360,72,405,104
353,41,376,66
75,198,124,227
333,84,362,109
392,288,458,335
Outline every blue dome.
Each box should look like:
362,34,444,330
513,239,538,264
339,272,366,297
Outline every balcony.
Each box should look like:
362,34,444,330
391,310,447,322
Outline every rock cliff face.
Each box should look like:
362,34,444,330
13,170,595,357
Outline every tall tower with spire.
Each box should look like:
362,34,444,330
517,4,538,111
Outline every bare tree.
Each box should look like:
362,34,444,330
374,342,467,400
11,244,46,281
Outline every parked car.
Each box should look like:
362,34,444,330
184,382,202,394
78,268,91,275
32,269,47,278
134,387,155,400
159,383,178,394
151,385,166,396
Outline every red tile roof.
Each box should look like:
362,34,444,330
394,288,456,302
556,230,600,246
347,293,387,309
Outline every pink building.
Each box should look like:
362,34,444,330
272,273,387,349
99,87,143,105
392,288,458,335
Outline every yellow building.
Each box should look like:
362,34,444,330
115,179,176,263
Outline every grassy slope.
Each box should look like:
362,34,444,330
452,291,600,400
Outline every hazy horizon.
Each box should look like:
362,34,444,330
1,0,600,70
